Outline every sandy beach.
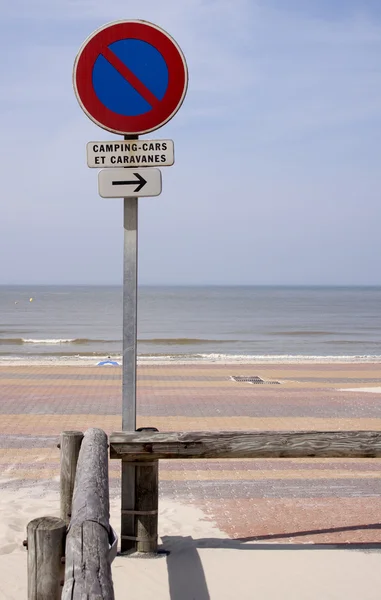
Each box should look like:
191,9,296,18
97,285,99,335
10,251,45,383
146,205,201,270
1,361,381,598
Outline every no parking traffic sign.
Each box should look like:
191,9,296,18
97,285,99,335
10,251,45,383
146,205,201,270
73,20,188,135
73,20,188,552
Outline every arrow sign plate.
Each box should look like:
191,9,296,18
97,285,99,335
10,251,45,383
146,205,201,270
98,168,162,198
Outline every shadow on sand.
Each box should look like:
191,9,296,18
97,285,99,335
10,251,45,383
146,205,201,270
161,524,381,600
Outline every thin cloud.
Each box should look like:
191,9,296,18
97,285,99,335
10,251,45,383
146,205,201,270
1,1,381,284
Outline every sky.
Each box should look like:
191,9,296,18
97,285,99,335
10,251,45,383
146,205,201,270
0,0,380,285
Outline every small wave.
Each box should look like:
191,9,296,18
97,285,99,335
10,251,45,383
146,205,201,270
1,353,381,366
0,338,76,345
0,338,119,345
71,338,119,345
0,351,122,357
138,338,235,345
194,353,381,363
268,331,337,336
23,338,75,344
137,353,381,364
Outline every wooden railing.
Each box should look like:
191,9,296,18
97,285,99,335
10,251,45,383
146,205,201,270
110,428,381,555
110,429,381,460
25,427,381,597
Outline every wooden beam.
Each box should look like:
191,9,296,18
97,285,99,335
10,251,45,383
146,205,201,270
62,428,115,600
110,430,381,460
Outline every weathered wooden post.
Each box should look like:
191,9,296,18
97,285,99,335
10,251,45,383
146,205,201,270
135,458,159,553
120,427,159,554
62,428,115,600
135,427,158,553
121,458,159,554
59,430,84,526
26,516,66,600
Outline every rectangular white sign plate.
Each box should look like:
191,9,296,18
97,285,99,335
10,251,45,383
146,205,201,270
98,168,162,198
87,140,174,168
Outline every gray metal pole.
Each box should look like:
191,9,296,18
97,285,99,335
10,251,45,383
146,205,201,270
121,134,138,553
120,136,160,555
122,134,138,431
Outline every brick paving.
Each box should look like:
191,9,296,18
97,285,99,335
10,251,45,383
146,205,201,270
1,362,381,543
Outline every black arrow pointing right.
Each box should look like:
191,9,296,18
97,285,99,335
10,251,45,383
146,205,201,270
112,172,147,192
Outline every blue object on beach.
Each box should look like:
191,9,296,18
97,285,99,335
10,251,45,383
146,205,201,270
97,360,119,366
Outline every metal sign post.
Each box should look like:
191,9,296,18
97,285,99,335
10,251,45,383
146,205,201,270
121,136,138,553
122,134,138,432
73,19,188,555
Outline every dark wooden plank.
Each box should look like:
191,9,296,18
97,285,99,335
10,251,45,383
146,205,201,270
27,516,66,600
121,427,159,555
135,460,158,553
62,428,115,600
110,430,381,460
120,459,136,554
60,430,84,526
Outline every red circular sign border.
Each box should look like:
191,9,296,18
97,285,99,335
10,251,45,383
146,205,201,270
73,20,188,135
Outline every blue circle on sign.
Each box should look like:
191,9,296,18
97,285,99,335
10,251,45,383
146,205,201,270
92,39,169,117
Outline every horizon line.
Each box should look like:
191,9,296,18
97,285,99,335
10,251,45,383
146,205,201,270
1,283,381,288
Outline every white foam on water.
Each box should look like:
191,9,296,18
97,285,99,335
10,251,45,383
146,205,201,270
22,338,75,344
0,353,380,366
195,353,381,364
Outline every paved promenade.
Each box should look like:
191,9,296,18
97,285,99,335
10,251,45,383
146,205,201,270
1,362,381,544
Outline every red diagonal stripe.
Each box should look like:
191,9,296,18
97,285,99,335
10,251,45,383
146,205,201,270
101,46,160,109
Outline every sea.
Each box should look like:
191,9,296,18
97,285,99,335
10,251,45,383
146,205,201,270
0,285,380,364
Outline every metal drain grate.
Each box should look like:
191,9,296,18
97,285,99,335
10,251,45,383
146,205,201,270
231,376,280,384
